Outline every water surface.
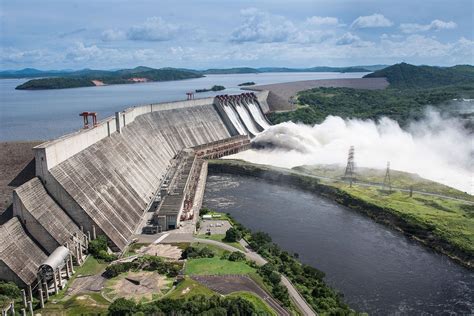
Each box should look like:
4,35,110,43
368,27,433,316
204,173,474,315
0,72,366,141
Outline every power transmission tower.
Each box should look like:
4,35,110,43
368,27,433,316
383,161,392,192
344,146,355,187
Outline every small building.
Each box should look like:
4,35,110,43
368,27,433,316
202,214,212,220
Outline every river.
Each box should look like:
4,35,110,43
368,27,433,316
203,173,474,315
0,72,366,141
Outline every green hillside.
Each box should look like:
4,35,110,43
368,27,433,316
15,67,204,90
364,63,474,89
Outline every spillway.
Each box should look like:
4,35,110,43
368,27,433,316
234,102,260,136
246,102,271,130
222,103,248,135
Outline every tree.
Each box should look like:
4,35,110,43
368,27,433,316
108,298,137,316
228,251,245,262
224,227,242,242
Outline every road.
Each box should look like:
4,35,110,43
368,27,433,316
194,238,316,316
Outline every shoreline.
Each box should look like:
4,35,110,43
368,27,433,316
207,159,473,270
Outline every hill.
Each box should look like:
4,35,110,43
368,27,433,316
15,67,204,90
364,63,474,89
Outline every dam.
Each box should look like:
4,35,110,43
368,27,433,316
0,91,270,295
0,77,389,308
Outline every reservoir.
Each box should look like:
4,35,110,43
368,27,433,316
0,72,366,141
203,173,474,315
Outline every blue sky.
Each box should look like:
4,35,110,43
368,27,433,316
1,0,473,69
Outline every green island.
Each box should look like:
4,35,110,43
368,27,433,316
195,85,226,93
268,63,474,128
15,67,204,90
238,81,256,86
208,159,474,268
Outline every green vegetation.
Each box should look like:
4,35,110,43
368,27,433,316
269,84,474,127
269,63,474,127
88,235,118,262
107,294,273,315
185,257,256,275
295,164,474,201
77,256,108,276
16,77,96,90
166,277,216,299
15,67,203,90
196,233,245,251
104,255,182,278
181,245,216,259
227,291,277,316
40,293,109,315
195,85,225,93
365,63,474,89
0,281,21,310
238,81,256,86
224,227,242,242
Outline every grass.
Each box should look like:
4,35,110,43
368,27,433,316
39,293,109,315
166,277,216,299
201,210,232,221
77,256,108,277
196,233,246,251
227,291,277,316
295,164,474,201
332,182,474,254
185,257,256,275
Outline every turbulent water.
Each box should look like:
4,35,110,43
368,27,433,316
234,103,260,135
204,174,474,315
231,110,474,194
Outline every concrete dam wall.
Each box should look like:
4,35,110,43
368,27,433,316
1,91,270,287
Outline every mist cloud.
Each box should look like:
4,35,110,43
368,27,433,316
230,109,473,194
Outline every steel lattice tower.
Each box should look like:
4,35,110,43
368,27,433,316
344,146,355,186
383,161,392,192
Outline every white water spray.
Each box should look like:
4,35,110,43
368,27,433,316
230,110,473,194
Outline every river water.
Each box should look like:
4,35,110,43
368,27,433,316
203,174,474,315
0,72,366,141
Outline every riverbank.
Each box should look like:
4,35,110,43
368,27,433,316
207,159,473,269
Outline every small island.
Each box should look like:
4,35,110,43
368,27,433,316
238,82,255,86
15,67,204,90
195,85,225,93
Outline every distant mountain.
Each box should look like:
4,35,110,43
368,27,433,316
364,63,474,88
15,67,204,90
2,65,388,79
201,67,259,74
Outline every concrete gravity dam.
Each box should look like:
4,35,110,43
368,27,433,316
0,91,273,294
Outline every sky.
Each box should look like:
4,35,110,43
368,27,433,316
1,0,473,70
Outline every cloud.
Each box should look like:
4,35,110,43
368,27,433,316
306,16,342,26
230,8,298,43
400,19,457,33
126,17,179,41
101,29,126,41
351,13,393,29
335,32,361,45
58,28,87,39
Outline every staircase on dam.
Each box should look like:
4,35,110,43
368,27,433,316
0,91,271,293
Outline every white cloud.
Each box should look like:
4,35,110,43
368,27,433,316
351,13,393,29
335,32,361,45
400,19,457,33
126,17,179,41
101,29,126,41
230,8,298,43
306,16,342,26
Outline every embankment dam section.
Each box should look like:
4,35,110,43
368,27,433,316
0,90,270,297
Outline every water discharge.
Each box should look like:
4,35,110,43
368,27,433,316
247,102,271,129
234,103,260,135
222,104,247,135
230,109,473,193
